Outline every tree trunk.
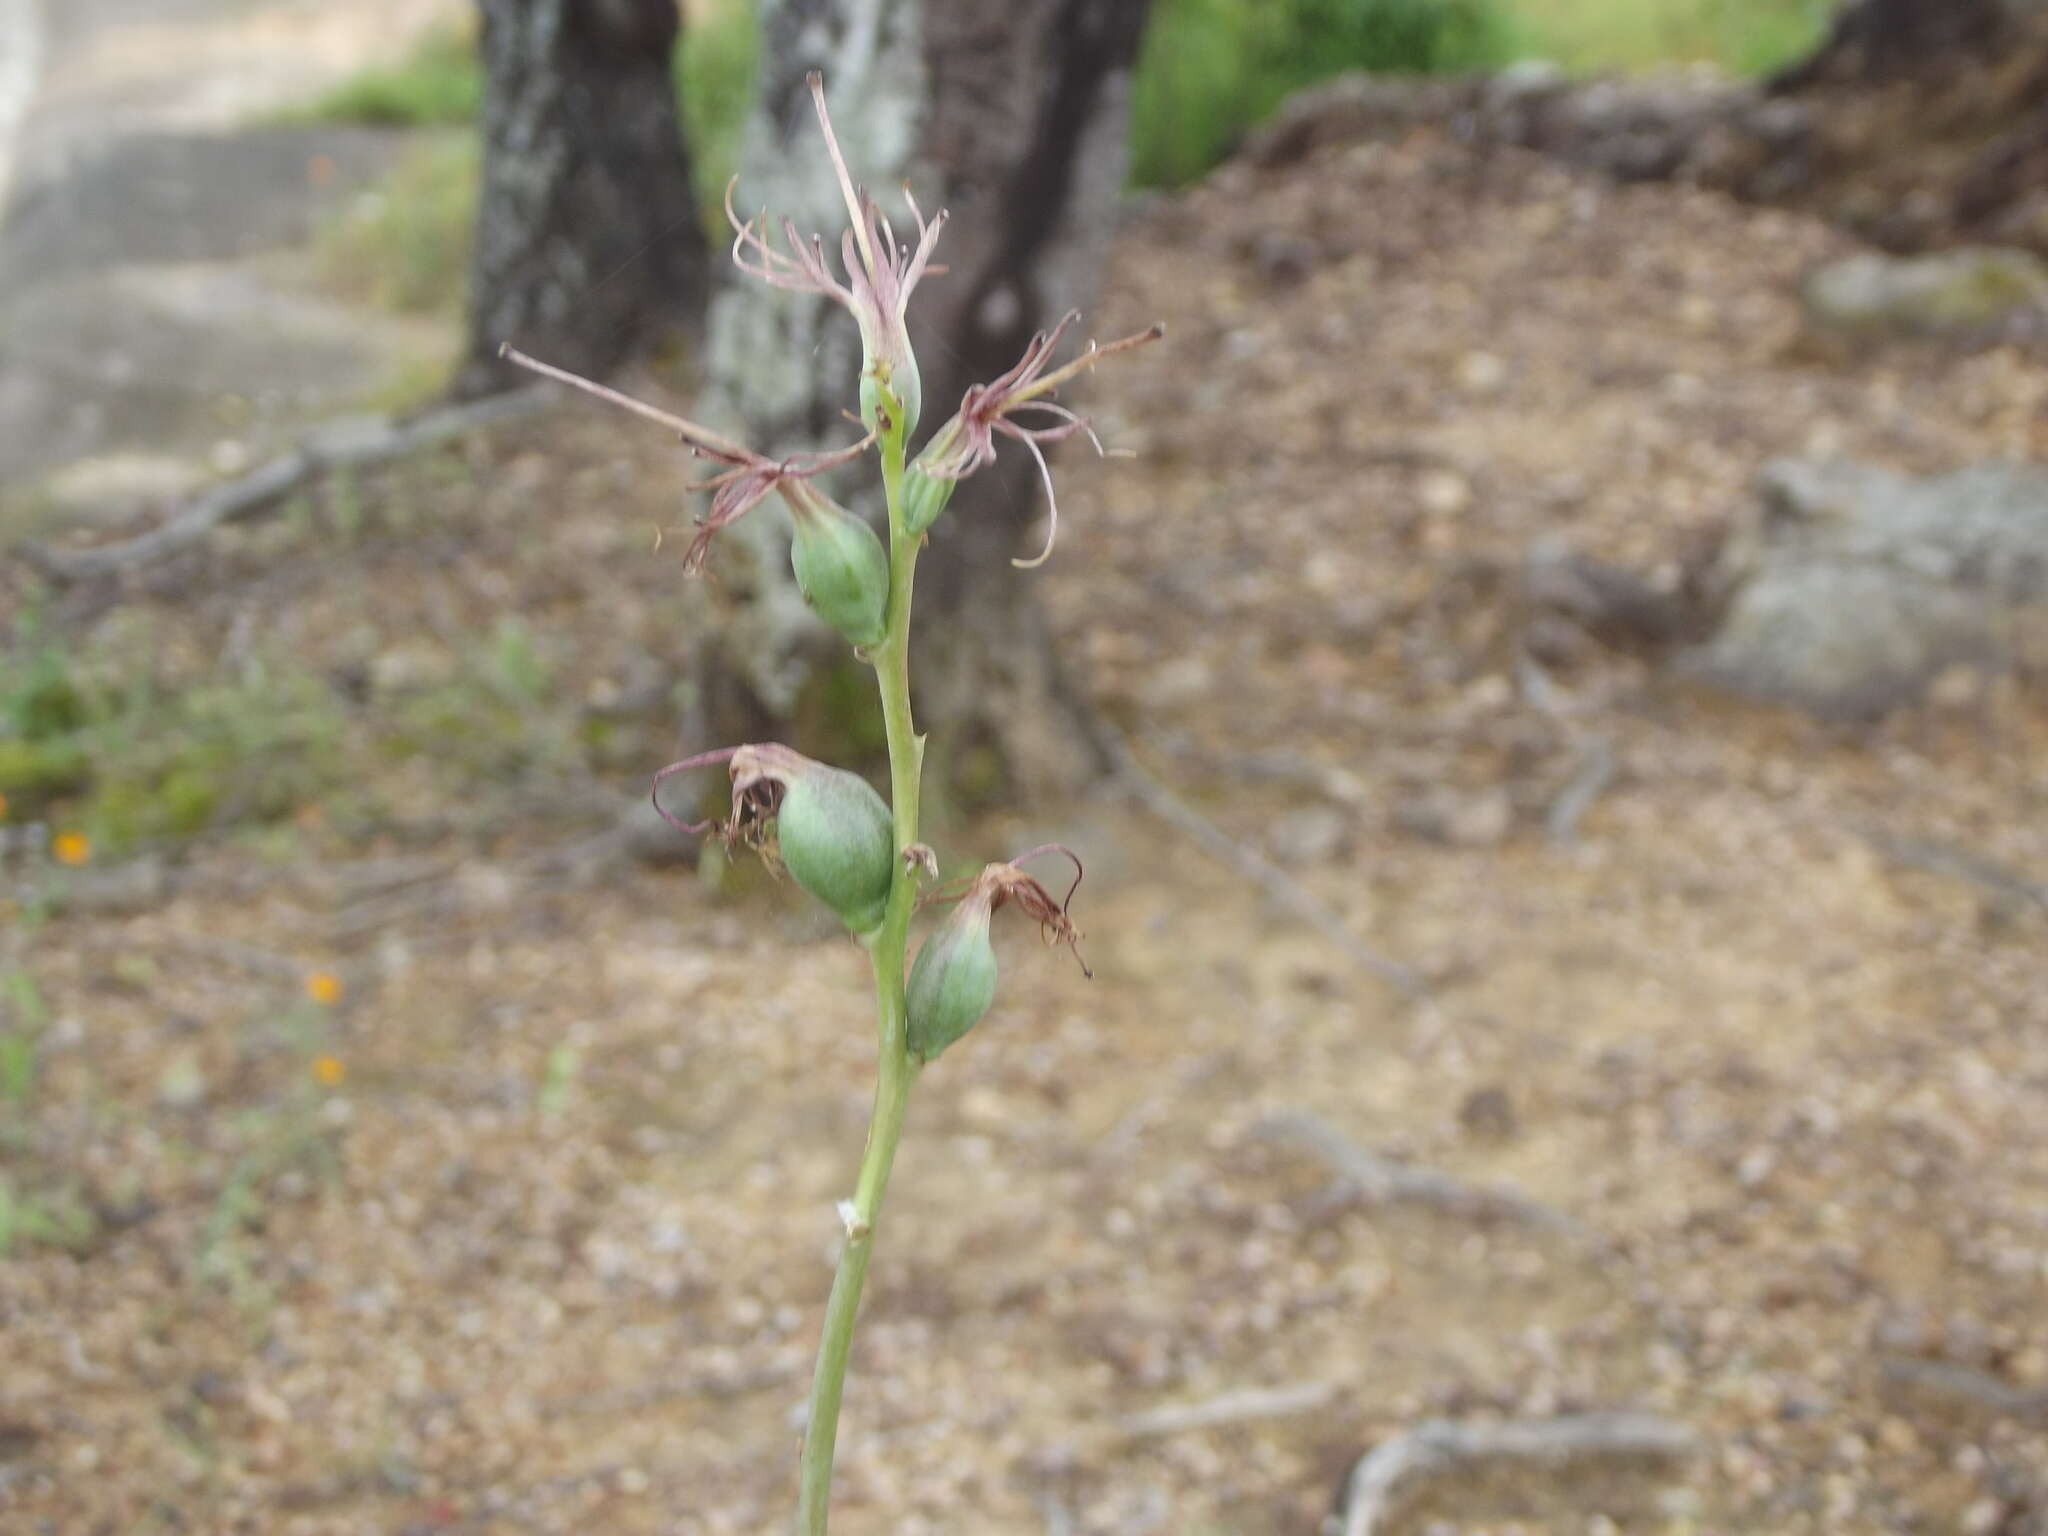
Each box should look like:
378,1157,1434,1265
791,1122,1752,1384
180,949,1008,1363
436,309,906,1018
456,0,709,400
700,0,1153,802
1770,0,2013,91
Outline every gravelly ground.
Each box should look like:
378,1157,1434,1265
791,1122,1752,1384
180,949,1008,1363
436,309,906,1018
3,129,2047,1535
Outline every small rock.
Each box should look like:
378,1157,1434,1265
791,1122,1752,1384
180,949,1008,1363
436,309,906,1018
41,452,209,522
1267,806,1349,866
1485,58,1570,108
1678,458,2048,718
1928,663,1987,712
1417,467,1473,517
1249,230,1319,287
1800,246,2048,343
1458,1085,1517,1141
1455,350,1507,395
1136,656,1214,709
368,643,455,696
157,1052,208,1110
1393,785,1514,848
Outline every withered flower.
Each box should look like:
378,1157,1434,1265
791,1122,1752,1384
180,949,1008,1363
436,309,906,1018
911,312,1163,566
726,73,947,432
498,345,873,578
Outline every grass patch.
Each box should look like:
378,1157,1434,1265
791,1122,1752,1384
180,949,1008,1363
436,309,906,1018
0,638,353,853
676,0,761,230
298,0,1829,220
315,129,478,318
1131,0,1500,187
0,557,623,858
304,26,480,127
1500,0,1831,75
304,1,760,243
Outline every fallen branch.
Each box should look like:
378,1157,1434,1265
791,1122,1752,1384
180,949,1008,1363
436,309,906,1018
1116,1381,1341,1440
1880,1356,2048,1424
1095,730,1427,998
1850,822,2048,912
1547,737,1616,847
1329,1412,1699,1536
1256,1111,1589,1240
21,386,548,583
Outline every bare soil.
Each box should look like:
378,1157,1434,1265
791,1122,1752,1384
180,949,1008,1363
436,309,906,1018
5,131,2048,1534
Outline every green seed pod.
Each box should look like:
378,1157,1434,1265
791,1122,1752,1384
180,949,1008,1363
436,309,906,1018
782,483,889,648
730,745,895,934
900,463,956,536
906,891,998,1064
859,353,922,440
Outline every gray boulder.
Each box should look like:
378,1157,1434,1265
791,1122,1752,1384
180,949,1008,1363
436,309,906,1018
1800,246,2048,342
1677,459,2048,718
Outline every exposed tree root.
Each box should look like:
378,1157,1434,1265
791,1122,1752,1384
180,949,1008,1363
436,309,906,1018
1256,1111,1590,1241
21,387,546,584
1328,1411,1699,1536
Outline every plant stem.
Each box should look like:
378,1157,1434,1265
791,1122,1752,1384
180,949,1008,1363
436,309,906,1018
795,402,922,1535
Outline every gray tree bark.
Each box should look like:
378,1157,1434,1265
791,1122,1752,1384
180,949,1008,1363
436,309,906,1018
1770,0,2014,89
699,0,1153,802
457,0,709,399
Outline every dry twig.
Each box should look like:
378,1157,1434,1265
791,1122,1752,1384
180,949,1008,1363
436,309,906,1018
1850,822,2048,912
1547,737,1616,847
1115,1381,1341,1439
1328,1411,1699,1536
21,387,547,583
1256,1111,1589,1239
1879,1356,2048,1424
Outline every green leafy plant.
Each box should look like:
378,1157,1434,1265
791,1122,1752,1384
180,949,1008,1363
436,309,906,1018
0,968,47,1117
1129,0,1502,186
502,74,1156,1532
0,631,354,854
1493,0,1830,74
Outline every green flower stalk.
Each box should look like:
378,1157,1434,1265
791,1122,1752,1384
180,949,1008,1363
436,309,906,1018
501,72,1159,1534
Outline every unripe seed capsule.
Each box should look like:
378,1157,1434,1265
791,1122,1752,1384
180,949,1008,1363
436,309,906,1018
900,464,955,536
671,745,893,936
906,891,998,1064
759,755,895,935
783,483,889,648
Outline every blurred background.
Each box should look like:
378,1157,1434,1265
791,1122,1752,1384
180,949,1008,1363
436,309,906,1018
3,0,2047,1531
